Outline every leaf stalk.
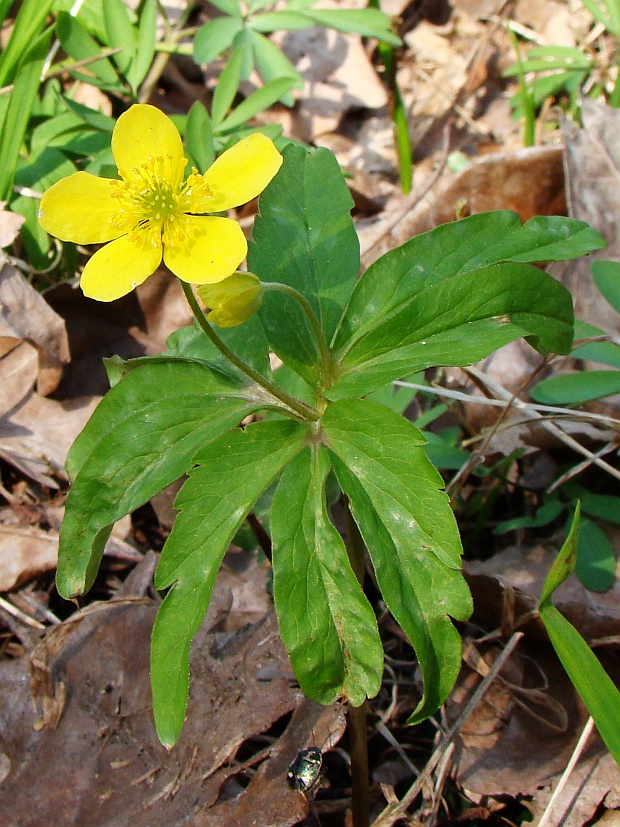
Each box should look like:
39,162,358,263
181,279,320,422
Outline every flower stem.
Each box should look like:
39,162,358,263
262,282,333,388
344,498,370,827
181,280,319,422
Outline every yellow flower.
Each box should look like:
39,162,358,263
38,104,282,302
197,271,263,328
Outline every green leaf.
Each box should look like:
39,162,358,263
539,506,620,766
62,96,116,132
575,518,616,592
103,0,136,76
127,0,157,94
579,490,620,527
249,29,304,102
218,76,297,132
211,44,244,127
494,499,564,534
0,0,53,87
593,260,620,314
56,11,120,85
0,31,51,202
323,398,472,721
271,445,383,708
249,144,360,385
581,0,620,36
164,317,272,381
422,432,469,470
571,323,620,368
330,261,574,399
335,212,603,355
185,101,215,172
248,11,315,31
287,0,320,8
0,0,13,27
152,419,309,746
303,8,401,46
208,0,242,15
57,360,259,599
531,369,620,404
193,16,244,65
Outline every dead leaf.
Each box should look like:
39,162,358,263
45,269,192,400
0,525,58,592
275,23,387,141
0,255,70,396
358,145,565,267
552,100,620,334
0,563,322,827
0,202,25,248
0,389,98,487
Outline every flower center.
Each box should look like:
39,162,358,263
109,154,213,249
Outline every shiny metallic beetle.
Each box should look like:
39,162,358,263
287,746,323,793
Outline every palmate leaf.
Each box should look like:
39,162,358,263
330,261,575,398
57,359,260,598
333,212,604,357
328,209,605,398
249,144,360,385
271,446,383,708
152,420,310,746
323,399,472,721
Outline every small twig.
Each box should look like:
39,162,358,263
537,716,596,827
393,379,620,430
246,511,272,562
139,0,194,104
464,366,620,484
371,632,524,827
0,595,46,630
424,742,454,827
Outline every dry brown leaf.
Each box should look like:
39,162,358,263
45,269,191,399
0,256,70,396
275,24,387,141
552,100,620,333
358,145,565,267
0,525,58,592
0,202,25,248
0,389,98,487
0,562,312,827
0,338,39,416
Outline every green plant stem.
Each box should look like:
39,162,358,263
180,280,319,422
609,60,620,107
262,281,332,386
139,0,194,104
507,27,536,146
344,499,370,827
368,0,412,194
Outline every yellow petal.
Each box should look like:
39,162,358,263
38,172,121,244
80,235,162,302
202,133,283,212
112,104,184,185
164,216,247,284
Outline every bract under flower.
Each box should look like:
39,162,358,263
38,104,283,302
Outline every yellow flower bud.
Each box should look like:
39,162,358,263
197,272,263,328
